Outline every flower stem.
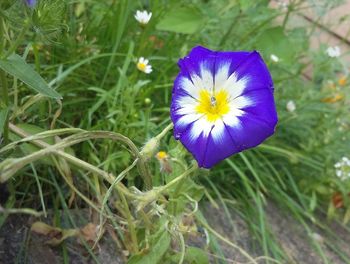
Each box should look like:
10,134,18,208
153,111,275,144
96,158,139,248
155,123,173,141
5,124,137,200
196,216,259,264
119,189,139,253
0,205,43,217
170,174,187,215
3,24,29,58
139,123,173,190
0,16,5,55
0,70,9,143
158,163,197,195
0,17,8,141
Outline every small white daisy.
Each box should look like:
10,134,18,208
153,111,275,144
270,54,280,63
276,0,288,11
134,10,152,25
334,156,350,181
286,100,296,112
137,57,152,74
326,46,341,58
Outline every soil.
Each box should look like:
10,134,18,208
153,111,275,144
1,201,350,264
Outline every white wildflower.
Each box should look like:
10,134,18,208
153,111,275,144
286,100,296,112
311,233,324,243
326,46,341,58
270,54,279,63
276,0,288,11
137,57,152,74
335,156,350,181
134,10,152,25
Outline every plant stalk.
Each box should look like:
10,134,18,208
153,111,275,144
5,124,137,200
3,24,29,58
119,189,139,253
0,70,9,143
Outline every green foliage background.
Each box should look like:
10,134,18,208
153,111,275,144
0,0,350,263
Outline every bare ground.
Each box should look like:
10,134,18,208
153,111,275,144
1,201,350,264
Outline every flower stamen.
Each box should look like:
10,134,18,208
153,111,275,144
196,90,230,122
210,96,217,107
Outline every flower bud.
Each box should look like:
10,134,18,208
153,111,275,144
140,137,159,160
144,98,151,105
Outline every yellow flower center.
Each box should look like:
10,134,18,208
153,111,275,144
156,151,168,160
137,62,147,72
195,89,230,122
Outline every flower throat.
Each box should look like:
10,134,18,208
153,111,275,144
195,89,230,122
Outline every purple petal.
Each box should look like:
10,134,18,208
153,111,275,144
199,121,239,168
170,46,278,168
25,0,36,8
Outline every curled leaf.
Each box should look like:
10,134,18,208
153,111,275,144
31,221,78,246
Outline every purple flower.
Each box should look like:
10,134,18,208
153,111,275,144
170,46,278,168
25,0,36,8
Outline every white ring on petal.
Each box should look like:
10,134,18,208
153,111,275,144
210,120,227,144
173,94,197,108
222,114,242,129
176,113,203,131
200,62,214,91
214,62,230,90
178,77,200,99
173,104,197,116
230,95,254,109
222,74,250,101
188,118,213,143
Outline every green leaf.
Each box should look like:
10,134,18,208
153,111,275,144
0,54,62,99
239,0,257,11
156,7,204,34
309,191,317,211
169,247,209,264
128,229,171,264
255,26,296,64
0,107,9,136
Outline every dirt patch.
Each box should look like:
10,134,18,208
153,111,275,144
1,202,350,263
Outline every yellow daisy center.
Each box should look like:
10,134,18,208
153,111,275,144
137,62,147,71
195,89,230,122
156,151,168,160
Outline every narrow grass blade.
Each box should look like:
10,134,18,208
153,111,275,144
0,107,9,136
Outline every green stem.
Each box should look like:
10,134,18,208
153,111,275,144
5,124,137,200
139,123,174,190
196,216,259,264
3,24,29,58
0,206,43,217
0,16,5,55
218,10,241,48
0,70,8,143
96,158,139,248
119,189,139,253
282,1,293,28
171,172,188,215
158,164,197,195
155,123,173,141
134,164,198,211
0,70,8,104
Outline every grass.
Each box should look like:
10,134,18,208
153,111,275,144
0,0,350,263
